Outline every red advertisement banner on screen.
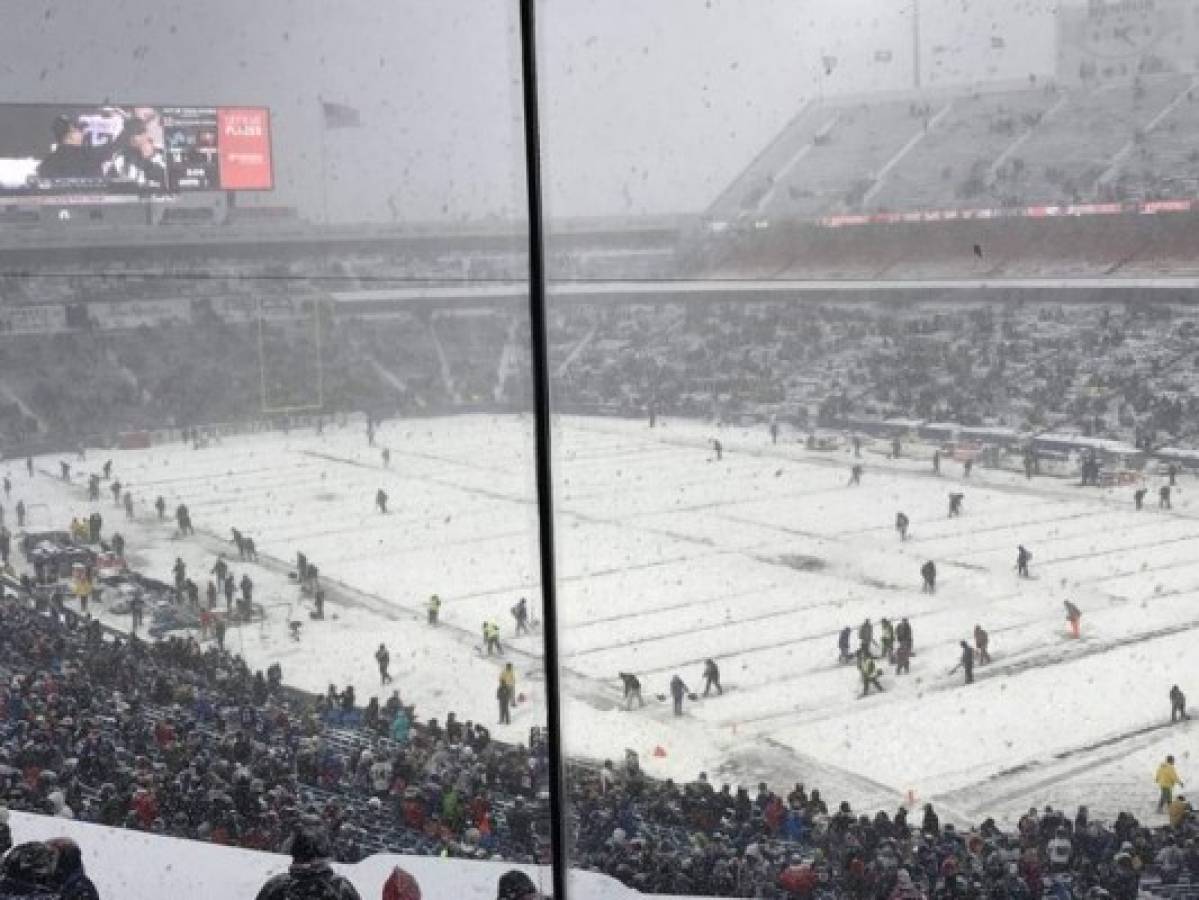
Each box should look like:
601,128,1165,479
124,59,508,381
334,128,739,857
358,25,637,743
216,107,272,190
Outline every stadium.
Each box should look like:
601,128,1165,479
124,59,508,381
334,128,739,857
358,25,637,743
0,2,1198,899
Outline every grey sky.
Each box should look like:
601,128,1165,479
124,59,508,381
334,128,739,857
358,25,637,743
0,0,1059,224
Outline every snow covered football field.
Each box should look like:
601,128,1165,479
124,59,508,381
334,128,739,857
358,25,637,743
10,414,1196,828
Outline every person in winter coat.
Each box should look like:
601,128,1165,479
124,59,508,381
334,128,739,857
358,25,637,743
390,708,410,745
838,627,853,664
1016,545,1032,577
948,492,964,517
858,618,876,657
497,869,541,900
483,622,503,656
255,828,362,900
1108,849,1140,899
896,512,910,540
46,838,99,900
0,842,59,899
47,790,74,819
375,644,392,685
702,659,722,696
974,624,991,664
880,618,895,662
619,672,644,709
858,654,884,697
889,868,926,899
1064,600,1082,638
1046,827,1072,871
511,598,530,636
951,640,975,684
921,560,937,593
382,866,422,900
500,663,516,699
1168,795,1191,829
1170,684,1188,722
921,804,940,836
670,674,689,716
1157,755,1184,812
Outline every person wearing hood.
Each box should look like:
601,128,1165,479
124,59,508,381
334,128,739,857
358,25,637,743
889,867,926,899
47,838,99,900
48,790,74,820
382,866,421,900
951,641,975,685
255,828,362,900
497,870,541,900
0,842,59,899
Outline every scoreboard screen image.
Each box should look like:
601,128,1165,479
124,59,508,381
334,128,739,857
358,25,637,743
0,103,272,201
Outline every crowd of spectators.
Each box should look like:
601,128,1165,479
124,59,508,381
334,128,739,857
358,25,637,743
551,299,1199,451
0,570,1192,898
7,283,1199,462
0,583,554,870
570,758,1197,898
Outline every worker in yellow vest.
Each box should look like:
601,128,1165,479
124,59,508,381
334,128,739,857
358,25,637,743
1156,754,1185,813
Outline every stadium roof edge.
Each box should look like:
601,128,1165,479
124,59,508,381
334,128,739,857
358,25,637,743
0,214,693,254
329,275,1199,305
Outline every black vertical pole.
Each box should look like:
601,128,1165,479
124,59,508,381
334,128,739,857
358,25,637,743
517,2,570,899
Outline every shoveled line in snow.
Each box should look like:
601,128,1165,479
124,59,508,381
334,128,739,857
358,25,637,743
567,471,827,511
564,604,808,661
582,478,851,521
303,448,857,615
112,462,323,492
567,419,1199,524
176,524,617,696
36,465,573,688
301,449,536,513
560,443,684,465
304,446,513,481
1077,554,1199,593
896,508,1108,544
951,528,1199,568
324,532,533,568
717,511,841,542
724,617,1199,732
237,516,513,551
563,583,779,630
434,547,766,608
931,719,1194,814
675,612,1054,708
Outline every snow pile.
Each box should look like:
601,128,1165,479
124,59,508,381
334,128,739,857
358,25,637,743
9,810,664,900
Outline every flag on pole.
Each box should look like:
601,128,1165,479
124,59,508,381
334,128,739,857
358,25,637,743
320,101,362,129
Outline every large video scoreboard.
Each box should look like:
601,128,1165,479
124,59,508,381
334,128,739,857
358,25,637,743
0,104,272,203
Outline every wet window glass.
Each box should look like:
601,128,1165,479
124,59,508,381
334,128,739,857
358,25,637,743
542,1,1196,898
0,2,554,898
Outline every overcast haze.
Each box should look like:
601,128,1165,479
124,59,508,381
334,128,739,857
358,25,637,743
0,0,1058,224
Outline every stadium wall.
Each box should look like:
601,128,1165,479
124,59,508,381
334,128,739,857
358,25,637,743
7,810,659,900
697,209,1199,280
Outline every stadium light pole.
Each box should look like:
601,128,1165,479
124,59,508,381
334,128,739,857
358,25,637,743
517,1,571,899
